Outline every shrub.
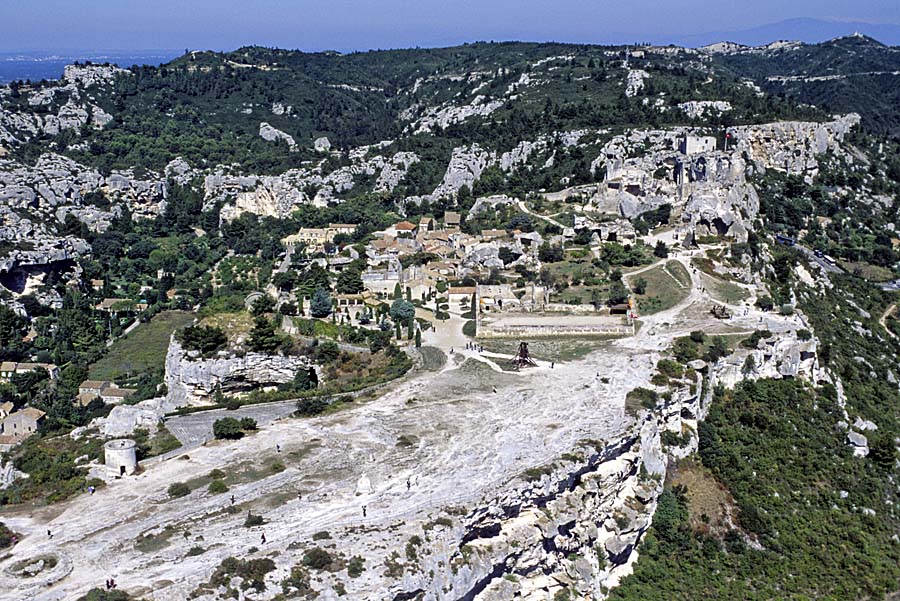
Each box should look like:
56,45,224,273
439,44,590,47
76,589,133,601
672,337,700,363
625,387,659,415
704,336,730,362
756,296,775,311
168,482,191,498
633,277,648,295
244,513,265,527
293,367,318,391
302,547,333,570
178,325,227,356
295,395,330,416
462,320,477,337
208,468,226,479
347,555,365,578
0,522,18,549
239,417,258,430
213,417,244,440
208,480,228,494
657,359,684,379
315,341,340,363
186,546,206,557
689,330,706,343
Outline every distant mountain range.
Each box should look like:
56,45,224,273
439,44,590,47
663,17,900,48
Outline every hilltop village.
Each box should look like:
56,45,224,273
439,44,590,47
0,38,898,600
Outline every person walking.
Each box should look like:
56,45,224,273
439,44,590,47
362,505,367,518
261,532,267,544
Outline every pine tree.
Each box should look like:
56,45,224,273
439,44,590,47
247,316,282,353
393,282,402,299
310,287,332,318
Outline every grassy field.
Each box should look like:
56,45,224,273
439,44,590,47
838,260,895,282
200,311,254,343
89,310,194,383
699,272,751,305
632,260,691,315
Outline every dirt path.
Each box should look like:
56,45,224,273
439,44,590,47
517,200,567,230
880,304,897,340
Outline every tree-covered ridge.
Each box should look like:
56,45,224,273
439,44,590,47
612,264,900,599
6,40,855,174
715,35,900,134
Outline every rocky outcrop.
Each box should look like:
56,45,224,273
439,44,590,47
164,337,314,406
625,70,649,97
432,144,495,199
728,114,860,177
1,64,122,144
259,122,298,151
470,194,518,216
402,385,698,600
208,149,420,219
682,180,760,242
0,205,89,275
0,153,166,225
62,64,128,87
678,100,732,119
375,151,419,192
715,328,818,388
405,96,505,134
272,102,293,116
102,400,167,437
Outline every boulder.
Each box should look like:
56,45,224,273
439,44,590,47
259,122,297,151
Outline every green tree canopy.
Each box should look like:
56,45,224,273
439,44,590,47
310,287,333,318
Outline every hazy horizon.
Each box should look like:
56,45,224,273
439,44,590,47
2,1,900,53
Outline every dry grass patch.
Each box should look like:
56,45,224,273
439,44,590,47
667,458,740,538
200,311,254,344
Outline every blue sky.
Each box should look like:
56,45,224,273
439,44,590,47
2,0,900,51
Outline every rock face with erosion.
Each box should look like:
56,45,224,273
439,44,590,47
728,114,860,177
164,337,313,406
